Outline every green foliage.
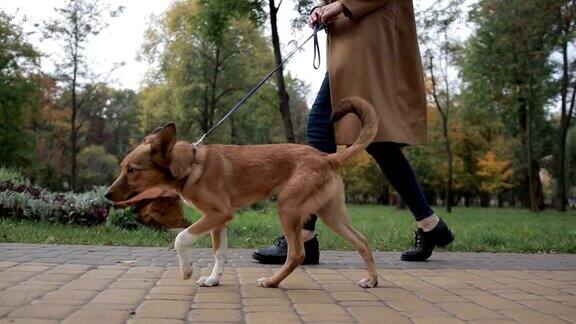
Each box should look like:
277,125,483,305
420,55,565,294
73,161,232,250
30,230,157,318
106,207,140,230
340,152,387,203
0,167,30,185
0,180,110,226
0,11,40,168
77,145,119,191
139,0,309,145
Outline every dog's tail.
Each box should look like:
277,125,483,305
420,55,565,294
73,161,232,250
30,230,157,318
327,97,379,169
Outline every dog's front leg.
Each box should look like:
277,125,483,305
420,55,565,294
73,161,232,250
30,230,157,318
197,226,228,287
175,229,204,280
175,213,233,281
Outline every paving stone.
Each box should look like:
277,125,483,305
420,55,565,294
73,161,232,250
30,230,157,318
127,319,186,324
0,290,45,307
7,304,77,320
194,292,240,303
244,312,301,324
188,309,242,322
243,297,291,306
110,278,158,289
90,288,147,305
436,302,505,320
33,289,98,305
0,320,59,324
329,291,379,301
191,302,241,309
518,300,576,316
346,305,411,323
151,285,196,295
80,269,125,279
134,300,190,319
63,309,129,324
500,309,567,324
60,278,113,290
287,290,334,303
294,303,347,316
0,306,14,317
412,318,466,324
1,244,576,324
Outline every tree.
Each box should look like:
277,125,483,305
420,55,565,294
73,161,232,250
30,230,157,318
418,0,465,212
266,0,296,143
139,0,308,145
464,0,559,211
0,11,40,168
476,150,514,204
553,0,576,211
43,0,122,190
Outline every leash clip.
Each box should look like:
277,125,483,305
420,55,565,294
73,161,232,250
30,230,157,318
192,134,206,149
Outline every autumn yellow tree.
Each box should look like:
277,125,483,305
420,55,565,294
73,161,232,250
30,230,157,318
476,150,514,204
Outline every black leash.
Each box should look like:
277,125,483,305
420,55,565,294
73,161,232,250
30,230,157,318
192,24,325,147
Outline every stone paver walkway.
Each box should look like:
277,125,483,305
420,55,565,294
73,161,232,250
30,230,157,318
0,244,574,324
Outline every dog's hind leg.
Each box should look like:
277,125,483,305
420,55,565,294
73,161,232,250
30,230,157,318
197,226,228,287
317,182,379,288
257,204,304,288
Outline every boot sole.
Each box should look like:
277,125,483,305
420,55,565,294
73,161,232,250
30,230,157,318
252,251,319,265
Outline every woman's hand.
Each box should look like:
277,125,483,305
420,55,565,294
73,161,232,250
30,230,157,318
308,1,344,28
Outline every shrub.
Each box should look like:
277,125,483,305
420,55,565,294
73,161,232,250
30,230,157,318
106,207,139,230
0,167,30,185
0,180,110,226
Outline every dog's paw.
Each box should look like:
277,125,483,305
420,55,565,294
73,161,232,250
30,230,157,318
181,267,193,280
197,276,219,287
256,277,271,288
358,277,378,288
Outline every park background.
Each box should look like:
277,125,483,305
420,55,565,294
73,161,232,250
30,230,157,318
1,0,575,252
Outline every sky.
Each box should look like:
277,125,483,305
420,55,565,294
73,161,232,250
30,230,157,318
3,0,447,105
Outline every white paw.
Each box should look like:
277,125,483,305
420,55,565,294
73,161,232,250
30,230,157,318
358,277,378,288
256,277,270,287
197,276,220,287
180,266,193,280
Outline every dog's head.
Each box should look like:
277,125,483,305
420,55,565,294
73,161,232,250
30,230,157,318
105,122,194,203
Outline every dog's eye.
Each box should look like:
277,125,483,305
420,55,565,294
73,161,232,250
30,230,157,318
127,167,135,175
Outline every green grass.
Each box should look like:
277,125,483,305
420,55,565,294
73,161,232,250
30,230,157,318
1,205,575,253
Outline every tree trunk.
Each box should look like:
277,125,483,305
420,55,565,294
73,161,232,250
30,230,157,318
442,114,453,213
70,25,79,191
558,122,569,211
269,0,295,143
557,29,575,211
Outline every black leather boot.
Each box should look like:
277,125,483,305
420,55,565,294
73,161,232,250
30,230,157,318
401,218,454,262
252,235,320,265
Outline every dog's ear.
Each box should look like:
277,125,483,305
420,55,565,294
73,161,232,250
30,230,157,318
149,122,177,161
143,126,162,144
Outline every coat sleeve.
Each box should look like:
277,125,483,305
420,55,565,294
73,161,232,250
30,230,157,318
338,0,390,19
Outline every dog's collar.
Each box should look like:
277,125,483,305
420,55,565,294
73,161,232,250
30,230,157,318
172,144,206,193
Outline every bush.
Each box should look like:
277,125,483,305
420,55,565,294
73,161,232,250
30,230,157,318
0,180,110,226
0,167,30,185
106,207,140,230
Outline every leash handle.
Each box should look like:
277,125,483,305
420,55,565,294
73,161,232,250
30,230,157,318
313,23,325,70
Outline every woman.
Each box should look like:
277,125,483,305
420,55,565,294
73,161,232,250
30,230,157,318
253,0,454,264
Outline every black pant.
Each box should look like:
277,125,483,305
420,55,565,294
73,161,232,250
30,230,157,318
303,73,433,231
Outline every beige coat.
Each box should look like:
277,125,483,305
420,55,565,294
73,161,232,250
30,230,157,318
328,0,427,145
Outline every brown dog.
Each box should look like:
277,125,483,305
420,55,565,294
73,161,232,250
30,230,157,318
106,96,379,288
